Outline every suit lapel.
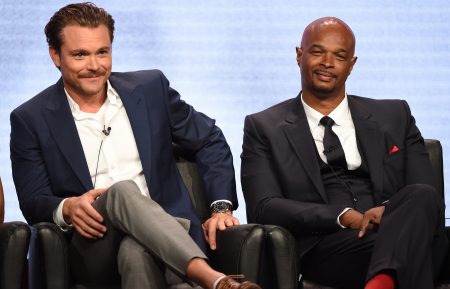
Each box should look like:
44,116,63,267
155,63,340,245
42,79,93,191
282,96,327,202
109,75,152,186
348,96,384,201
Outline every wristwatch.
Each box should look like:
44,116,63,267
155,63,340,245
210,201,233,213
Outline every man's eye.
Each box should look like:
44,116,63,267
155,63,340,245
73,52,85,58
336,54,346,61
311,51,322,56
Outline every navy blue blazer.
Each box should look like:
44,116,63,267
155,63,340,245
11,69,237,248
241,94,436,256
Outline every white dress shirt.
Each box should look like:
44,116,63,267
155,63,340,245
301,94,361,170
53,81,149,227
301,94,361,227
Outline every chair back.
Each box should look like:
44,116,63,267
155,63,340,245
173,145,210,222
424,139,444,198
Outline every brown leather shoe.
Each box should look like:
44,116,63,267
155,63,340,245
215,275,262,289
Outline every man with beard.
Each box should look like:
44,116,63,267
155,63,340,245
11,3,261,289
241,17,447,289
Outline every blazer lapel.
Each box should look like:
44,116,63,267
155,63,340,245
282,96,327,202
42,79,93,192
348,96,384,202
109,75,152,187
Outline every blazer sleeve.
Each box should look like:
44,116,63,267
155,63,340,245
10,110,64,224
401,100,436,187
158,72,238,208
241,115,346,236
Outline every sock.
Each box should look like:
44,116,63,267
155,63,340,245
365,273,395,289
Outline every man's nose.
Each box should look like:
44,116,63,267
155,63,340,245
321,53,334,68
86,56,99,70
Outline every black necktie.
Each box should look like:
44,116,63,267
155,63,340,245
320,116,347,169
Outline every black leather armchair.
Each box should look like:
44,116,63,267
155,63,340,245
0,221,31,289
264,139,450,289
28,148,265,289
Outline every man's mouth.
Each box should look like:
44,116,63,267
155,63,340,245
314,70,336,81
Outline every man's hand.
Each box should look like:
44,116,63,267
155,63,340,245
358,206,385,238
339,209,365,230
202,211,240,250
63,188,107,239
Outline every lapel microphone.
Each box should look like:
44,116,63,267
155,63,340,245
102,126,112,136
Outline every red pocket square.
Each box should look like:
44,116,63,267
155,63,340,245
389,145,399,154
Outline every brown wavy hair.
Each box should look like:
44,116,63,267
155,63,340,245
45,2,115,51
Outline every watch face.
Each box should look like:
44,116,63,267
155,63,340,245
212,202,232,213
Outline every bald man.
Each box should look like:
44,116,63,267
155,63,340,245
241,17,447,289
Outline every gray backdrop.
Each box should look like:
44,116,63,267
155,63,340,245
1,0,449,224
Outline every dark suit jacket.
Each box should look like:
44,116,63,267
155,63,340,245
241,94,436,256
11,69,237,248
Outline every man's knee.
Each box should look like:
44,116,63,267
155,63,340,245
399,184,443,210
94,180,146,223
107,180,140,198
100,180,144,207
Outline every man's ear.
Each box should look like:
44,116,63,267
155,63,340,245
49,47,61,69
348,56,358,74
295,47,303,66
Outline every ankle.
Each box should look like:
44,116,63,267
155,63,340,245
186,258,223,289
213,275,227,289
214,275,261,289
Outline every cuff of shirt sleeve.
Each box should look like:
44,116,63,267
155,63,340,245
53,198,72,231
337,207,353,228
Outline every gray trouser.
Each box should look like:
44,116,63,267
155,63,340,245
69,180,207,289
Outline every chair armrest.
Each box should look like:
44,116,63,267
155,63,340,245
264,225,299,289
29,222,71,289
208,224,264,283
0,221,30,289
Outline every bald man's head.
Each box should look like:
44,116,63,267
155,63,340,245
301,17,355,55
296,17,357,105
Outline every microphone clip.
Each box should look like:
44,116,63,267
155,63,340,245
102,126,111,136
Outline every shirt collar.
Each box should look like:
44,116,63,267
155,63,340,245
65,80,121,114
301,93,351,128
